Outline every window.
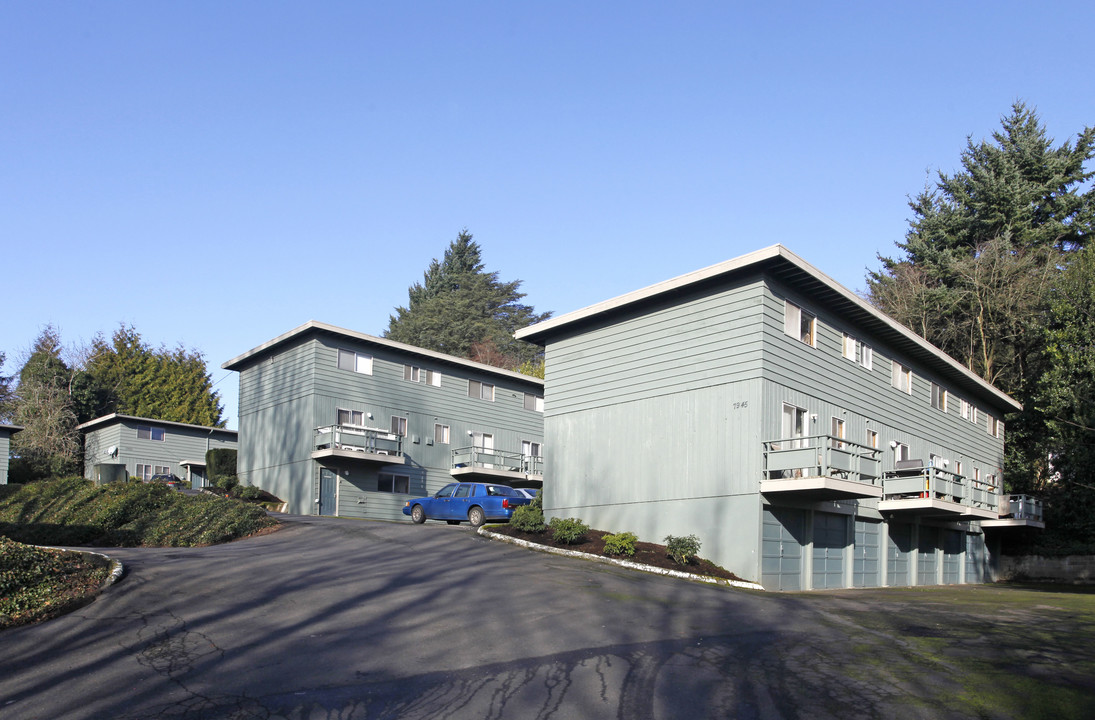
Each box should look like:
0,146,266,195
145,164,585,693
894,442,910,463
961,399,972,421
860,344,873,370
522,440,543,458
390,416,407,437
830,417,845,449
472,432,493,450
891,361,912,394
337,409,366,427
931,383,948,412
468,380,494,401
137,425,165,441
955,460,963,478
453,484,471,499
784,301,816,347
990,417,1003,438
434,423,450,444
973,467,982,484
403,365,421,383
377,473,410,494
135,464,170,480
426,370,441,387
337,349,373,375
524,393,544,412
842,333,856,361
866,429,879,449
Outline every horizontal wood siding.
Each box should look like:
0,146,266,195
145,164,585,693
82,421,237,482
544,279,767,417
760,279,1007,481
0,431,14,484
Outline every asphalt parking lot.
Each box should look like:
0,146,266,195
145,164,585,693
1,515,1093,719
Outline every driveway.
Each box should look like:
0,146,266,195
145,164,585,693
1,515,1093,719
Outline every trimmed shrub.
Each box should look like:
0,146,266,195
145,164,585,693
549,516,589,545
510,492,545,532
206,448,237,487
603,531,637,557
665,534,701,565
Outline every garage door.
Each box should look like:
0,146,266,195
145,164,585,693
917,526,939,586
853,519,881,588
812,512,847,590
887,522,913,587
966,533,988,584
942,530,962,584
762,507,806,591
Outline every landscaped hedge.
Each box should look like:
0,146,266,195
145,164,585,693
0,476,278,547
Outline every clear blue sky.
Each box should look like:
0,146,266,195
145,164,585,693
2,1,1092,429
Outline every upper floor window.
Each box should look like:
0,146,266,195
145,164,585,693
866,429,879,449
830,417,846,449
137,425,165,441
522,440,543,458
893,441,910,464
468,380,494,401
404,365,422,383
891,361,912,394
931,383,948,412
524,393,544,412
337,408,366,427
843,334,873,370
434,423,450,444
989,417,1003,439
338,349,373,375
784,301,816,347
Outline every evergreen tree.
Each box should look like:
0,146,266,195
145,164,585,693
386,230,551,369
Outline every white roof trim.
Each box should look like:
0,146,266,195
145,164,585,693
221,320,544,387
76,413,238,435
516,244,1019,412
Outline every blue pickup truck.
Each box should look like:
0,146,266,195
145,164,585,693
403,481,531,527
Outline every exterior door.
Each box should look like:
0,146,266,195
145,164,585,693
781,404,807,448
917,526,939,585
762,507,806,591
853,519,881,588
965,533,987,584
812,512,847,589
473,432,494,468
318,468,338,516
887,522,913,587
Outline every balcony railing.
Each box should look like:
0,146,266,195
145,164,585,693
879,460,1000,519
314,425,403,457
763,435,883,486
1005,494,1043,522
451,446,543,477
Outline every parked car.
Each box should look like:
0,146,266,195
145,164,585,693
147,474,182,490
515,488,540,499
403,482,531,527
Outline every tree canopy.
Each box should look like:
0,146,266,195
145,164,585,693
867,102,1095,552
385,230,551,370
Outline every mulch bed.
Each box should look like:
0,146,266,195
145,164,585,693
488,525,746,582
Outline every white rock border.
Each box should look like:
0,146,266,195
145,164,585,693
478,526,764,591
41,546,125,587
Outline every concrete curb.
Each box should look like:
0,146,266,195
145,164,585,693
478,527,765,591
42,546,125,587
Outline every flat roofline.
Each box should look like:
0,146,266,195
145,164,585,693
515,244,1020,413
0,424,23,433
76,413,237,435
221,320,544,388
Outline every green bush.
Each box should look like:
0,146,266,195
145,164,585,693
603,531,637,557
549,516,589,545
206,448,237,486
665,534,701,565
510,492,545,532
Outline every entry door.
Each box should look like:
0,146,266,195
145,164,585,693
762,507,806,591
473,432,494,468
887,523,913,587
942,530,962,584
319,468,338,516
853,519,881,588
812,512,847,589
781,404,807,448
965,533,987,584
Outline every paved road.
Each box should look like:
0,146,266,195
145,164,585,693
1,515,1091,719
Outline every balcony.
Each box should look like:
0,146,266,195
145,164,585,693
761,435,884,500
982,494,1046,529
312,425,405,464
877,460,998,519
451,446,543,486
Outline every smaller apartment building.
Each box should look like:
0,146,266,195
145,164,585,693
0,424,22,484
79,414,238,488
222,321,545,519
517,245,1036,590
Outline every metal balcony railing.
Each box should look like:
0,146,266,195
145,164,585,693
314,425,403,457
451,446,543,476
762,435,882,486
1005,494,1043,522
882,462,999,510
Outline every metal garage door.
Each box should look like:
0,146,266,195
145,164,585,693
965,533,987,584
812,512,847,589
762,507,806,591
917,526,939,585
942,530,962,584
887,522,913,587
853,519,881,588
